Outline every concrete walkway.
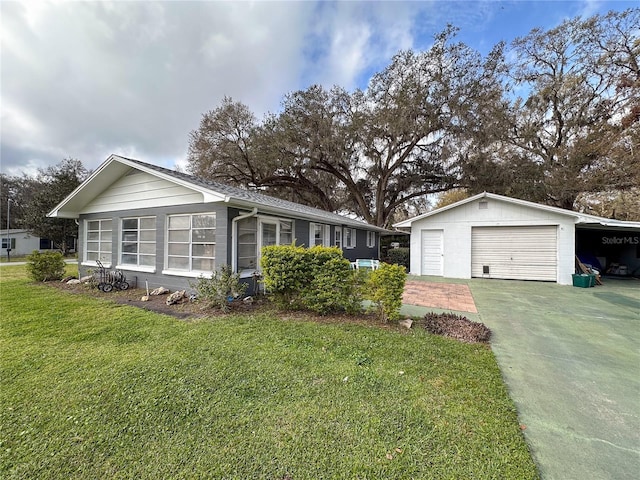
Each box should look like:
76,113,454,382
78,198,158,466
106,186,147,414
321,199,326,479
0,259,77,266
468,278,640,480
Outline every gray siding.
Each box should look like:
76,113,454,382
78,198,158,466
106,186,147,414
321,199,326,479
78,203,229,293
78,204,380,295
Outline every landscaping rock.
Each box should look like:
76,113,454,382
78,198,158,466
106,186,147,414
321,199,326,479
61,275,76,283
399,319,413,329
80,275,93,283
166,290,187,305
67,279,81,285
151,286,169,296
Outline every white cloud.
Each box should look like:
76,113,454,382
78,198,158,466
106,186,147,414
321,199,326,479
1,0,634,177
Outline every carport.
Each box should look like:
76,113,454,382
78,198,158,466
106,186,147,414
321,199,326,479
576,225,640,279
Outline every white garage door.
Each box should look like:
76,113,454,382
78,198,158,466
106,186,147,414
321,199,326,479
471,226,557,281
421,229,443,276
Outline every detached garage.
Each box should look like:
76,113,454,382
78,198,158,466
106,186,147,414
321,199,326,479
394,192,640,285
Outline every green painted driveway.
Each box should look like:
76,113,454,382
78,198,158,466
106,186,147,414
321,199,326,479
470,278,640,480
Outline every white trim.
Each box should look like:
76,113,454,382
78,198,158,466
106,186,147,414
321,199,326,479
393,192,640,229
115,265,156,273
366,230,376,248
161,269,213,279
310,222,330,247
82,261,112,269
165,212,216,274
119,215,156,269
344,227,356,249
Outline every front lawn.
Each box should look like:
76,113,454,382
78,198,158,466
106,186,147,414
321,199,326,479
0,266,538,479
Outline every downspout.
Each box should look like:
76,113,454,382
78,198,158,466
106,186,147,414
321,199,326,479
231,207,258,273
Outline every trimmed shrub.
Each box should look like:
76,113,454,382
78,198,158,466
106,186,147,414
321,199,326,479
261,245,312,309
423,312,491,344
387,247,410,269
26,251,66,282
303,252,363,315
261,245,363,314
365,263,407,322
191,265,247,312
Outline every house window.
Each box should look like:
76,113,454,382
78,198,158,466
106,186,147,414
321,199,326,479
2,238,16,250
310,223,329,246
120,217,156,269
85,219,112,265
39,238,54,250
344,228,356,248
167,213,215,273
334,227,342,248
279,220,293,245
367,231,376,248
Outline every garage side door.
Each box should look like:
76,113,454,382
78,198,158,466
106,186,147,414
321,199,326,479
471,226,557,281
421,229,443,276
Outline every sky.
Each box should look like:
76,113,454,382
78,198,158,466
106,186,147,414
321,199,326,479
0,0,636,177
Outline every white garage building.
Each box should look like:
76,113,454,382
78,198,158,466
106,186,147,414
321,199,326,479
394,192,640,285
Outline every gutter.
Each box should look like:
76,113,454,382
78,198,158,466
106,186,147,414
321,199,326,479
231,207,258,272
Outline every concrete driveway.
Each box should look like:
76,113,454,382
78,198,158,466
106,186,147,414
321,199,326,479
469,277,640,480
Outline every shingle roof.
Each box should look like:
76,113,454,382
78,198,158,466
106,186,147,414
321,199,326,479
116,155,387,232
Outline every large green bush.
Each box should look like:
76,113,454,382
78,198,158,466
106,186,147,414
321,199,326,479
365,263,407,322
261,245,312,309
261,245,362,314
387,247,410,269
26,251,66,282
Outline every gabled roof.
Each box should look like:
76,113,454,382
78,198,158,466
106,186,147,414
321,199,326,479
393,192,640,230
49,154,388,232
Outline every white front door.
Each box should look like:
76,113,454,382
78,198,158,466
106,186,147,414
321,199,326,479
421,229,443,276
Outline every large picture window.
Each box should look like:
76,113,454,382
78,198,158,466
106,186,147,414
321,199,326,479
120,217,156,269
85,219,112,265
167,213,216,273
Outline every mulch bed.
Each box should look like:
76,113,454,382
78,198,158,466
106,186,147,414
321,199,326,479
47,280,492,342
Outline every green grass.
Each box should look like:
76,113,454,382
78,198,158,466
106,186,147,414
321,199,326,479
1,266,538,479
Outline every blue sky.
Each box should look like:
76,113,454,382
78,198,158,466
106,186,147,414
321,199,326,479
1,1,636,176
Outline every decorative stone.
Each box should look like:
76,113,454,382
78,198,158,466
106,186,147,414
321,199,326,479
67,279,81,285
80,275,93,283
399,319,413,329
150,286,169,296
141,295,150,302
61,275,75,283
166,290,187,305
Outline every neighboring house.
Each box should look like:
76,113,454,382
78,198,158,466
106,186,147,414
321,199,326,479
48,155,385,292
394,192,640,285
0,229,60,257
